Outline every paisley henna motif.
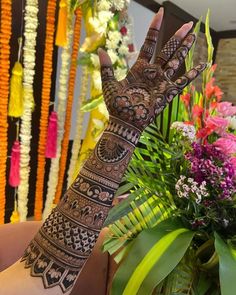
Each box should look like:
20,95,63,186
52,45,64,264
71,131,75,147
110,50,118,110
21,11,207,293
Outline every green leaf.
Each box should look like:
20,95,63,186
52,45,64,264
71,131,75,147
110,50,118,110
214,232,236,295
185,17,202,72
205,9,214,64
80,96,103,112
77,53,92,66
111,219,194,295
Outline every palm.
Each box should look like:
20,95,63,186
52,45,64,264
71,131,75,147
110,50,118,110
99,12,206,131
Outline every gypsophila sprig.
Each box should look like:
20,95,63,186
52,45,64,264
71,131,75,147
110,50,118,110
171,122,196,142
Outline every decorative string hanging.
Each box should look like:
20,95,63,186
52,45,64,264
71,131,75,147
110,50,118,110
55,0,68,47
67,65,89,186
43,2,74,220
9,122,21,223
54,8,83,205
18,0,39,221
34,0,57,221
45,111,58,158
8,38,24,118
9,141,21,187
0,0,12,224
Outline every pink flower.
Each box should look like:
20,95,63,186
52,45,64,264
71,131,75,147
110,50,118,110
224,133,236,142
230,158,236,176
214,137,236,155
205,116,229,136
217,102,236,117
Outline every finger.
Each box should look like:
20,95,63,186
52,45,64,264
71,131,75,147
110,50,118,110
174,62,208,90
155,21,193,66
138,7,164,62
164,33,196,79
98,48,115,82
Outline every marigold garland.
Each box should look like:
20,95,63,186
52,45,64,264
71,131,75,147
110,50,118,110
0,0,12,224
18,0,39,221
42,5,74,220
67,65,89,186
54,8,82,204
34,0,57,221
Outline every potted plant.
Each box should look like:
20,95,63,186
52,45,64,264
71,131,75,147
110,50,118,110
103,11,236,295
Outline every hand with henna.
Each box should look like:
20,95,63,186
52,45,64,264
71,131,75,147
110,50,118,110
0,8,207,295
99,7,206,132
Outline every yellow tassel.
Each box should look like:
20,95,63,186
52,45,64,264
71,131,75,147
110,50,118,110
8,61,24,117
10,200,20,224
55,0,68,47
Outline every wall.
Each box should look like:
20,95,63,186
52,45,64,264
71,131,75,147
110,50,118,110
215,38,236,103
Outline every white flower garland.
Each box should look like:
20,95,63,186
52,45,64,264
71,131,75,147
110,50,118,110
18,0,39,221
89,0,135,91
43,14,73,220
66,66,89,187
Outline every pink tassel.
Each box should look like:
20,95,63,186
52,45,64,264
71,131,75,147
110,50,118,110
9,141,20,187
45,111,58,158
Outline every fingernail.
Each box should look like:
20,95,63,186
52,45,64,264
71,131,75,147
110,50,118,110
187,21,193,27
159,7,164,13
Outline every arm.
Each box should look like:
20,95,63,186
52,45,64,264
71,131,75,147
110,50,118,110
0,8,206,295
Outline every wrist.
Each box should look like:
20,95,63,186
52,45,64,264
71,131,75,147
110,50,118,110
105,115,142,148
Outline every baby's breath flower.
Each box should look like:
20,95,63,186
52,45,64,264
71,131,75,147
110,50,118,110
171,122,196,142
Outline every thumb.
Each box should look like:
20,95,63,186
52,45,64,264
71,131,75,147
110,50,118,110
98,48,115,82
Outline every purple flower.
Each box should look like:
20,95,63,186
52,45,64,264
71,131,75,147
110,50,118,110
185,143,236,200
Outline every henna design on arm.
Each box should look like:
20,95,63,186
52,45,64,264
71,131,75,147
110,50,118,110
20,9,207,293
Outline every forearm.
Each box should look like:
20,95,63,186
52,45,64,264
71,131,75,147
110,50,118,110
20,116,141,293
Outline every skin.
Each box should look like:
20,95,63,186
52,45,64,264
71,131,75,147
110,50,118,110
0,8,206,295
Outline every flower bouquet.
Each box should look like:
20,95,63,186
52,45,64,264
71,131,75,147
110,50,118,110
103,12,236,295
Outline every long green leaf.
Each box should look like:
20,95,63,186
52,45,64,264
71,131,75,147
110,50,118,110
215,232,236,295
111,219,194,295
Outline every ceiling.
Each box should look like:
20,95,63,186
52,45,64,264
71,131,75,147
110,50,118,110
156,0,236,31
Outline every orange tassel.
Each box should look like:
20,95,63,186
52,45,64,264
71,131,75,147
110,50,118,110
55,0,68,47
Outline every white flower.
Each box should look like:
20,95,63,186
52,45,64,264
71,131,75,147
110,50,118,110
106,39,119,50
118,44,129,55
227,116,236,130
175,176,209,203
89,17,106,34
122,35,131,45
90,53,100,68
171,122,196,142
108,31,122,44
114,68,127,80
112,0,125,10
89,11,113,35
97,0,112,11
98,11,114,25
107,49,118,64
92,70,102,91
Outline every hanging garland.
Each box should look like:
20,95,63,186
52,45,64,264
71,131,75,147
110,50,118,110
54,7,82,204
73,0,135,176
34,0,57,221
67,65,89,186
18,0,39,221
42,4,74,220
0,0,12,224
